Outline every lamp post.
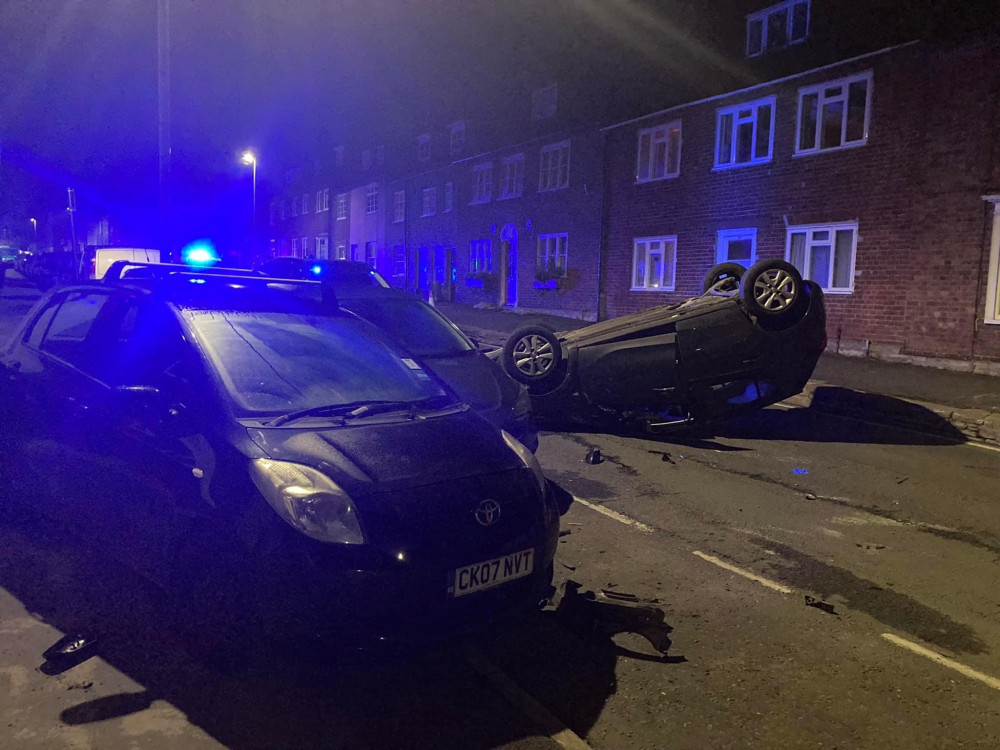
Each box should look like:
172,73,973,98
29,217,37,245
241,150,257,266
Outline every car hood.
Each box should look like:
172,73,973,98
245,409,522,497
419,351,517,413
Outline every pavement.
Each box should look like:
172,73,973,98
435,301,1000,447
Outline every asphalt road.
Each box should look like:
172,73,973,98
2,279,1000,748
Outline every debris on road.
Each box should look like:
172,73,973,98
585,448,604,465
648,450,675,464
41,633,100,674
793,468,809,475
804,595,838,616
805,493,818,500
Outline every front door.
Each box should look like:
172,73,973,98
500,225,518,307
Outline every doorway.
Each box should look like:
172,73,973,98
500,224,518,307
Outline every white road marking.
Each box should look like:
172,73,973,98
968,441,1000,454
692,551,793,594
464,645,592,750
881,633,1000,692
572,496,654,532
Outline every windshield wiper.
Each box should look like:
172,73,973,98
265,395,454,427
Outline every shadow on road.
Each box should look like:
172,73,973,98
0,482,687,748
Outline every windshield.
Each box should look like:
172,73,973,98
341,297,473,358
182,310,446,417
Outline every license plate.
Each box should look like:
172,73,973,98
449,549,535,597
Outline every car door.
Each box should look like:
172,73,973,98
89,297,219,581
12,289,123,530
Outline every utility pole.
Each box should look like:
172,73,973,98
158,0,172,258
67,188,78,275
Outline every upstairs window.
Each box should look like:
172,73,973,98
302,193,309,213
291,196,299,216
636,121,682,182
418,135,431,162
500,154,524,199
538,140,570,191
471,163,492,204
322,188,330,212
365,185,378,214
422,187,437,217
315,190,323,213
747,0,809,57
393,190,405,223
450,121,466,157
336,193,347,220
715,96,775,169
532,84,558,121
796,71,872,155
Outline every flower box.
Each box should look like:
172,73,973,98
532,279,558,290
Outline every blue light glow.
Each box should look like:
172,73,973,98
188,278,207,285
311,265,323,275
181,240,219,266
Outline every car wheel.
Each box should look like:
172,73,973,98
740,259,805,324
702,262,745,294
502,325,563,385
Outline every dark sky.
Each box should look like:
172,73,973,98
1,0,993,240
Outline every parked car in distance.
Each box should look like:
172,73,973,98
83,246,160,279
496,259,827,431
255,258,538,451
0,268,559,649
23,251,78,291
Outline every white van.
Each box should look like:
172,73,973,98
84,247,160,279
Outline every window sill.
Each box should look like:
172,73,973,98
635,173,680,185
630,286,676,293
794,139,868,158
498,194,523,201
984,318,1000,326
421,213,436,218
820,288,854,295
469,199,491,206
537,185,569,194
712,159,773,172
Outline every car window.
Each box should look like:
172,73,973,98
39,291,113,370
24,297,64,349
107,300,195,391
183,309,446,416
341,297,473,357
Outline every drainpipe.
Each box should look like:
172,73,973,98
597,128,610,322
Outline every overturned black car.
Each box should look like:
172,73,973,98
496,259,827,431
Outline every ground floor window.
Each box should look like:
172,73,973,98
393,245,406,277
291,238,298,256
536,233,568,277
335,243,347,260
365,241,377,268
786,222,856,293
985,198,1000,324
316,235,329,260
632,236,676,291
469,240,492,273
716,228,756,267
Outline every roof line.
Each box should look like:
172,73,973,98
602,40,922,132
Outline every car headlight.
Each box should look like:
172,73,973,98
249,459,365,544
502,430,546,498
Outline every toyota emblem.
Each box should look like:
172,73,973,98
475,499,501,526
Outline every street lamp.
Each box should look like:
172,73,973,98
29,218,37,241
241,150,257,265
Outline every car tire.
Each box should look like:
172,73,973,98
702,262,745,294
502,325,563,386
740,259,805,325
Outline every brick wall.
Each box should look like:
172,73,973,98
602,36,1000,363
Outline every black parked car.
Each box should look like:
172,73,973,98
497,259,827,430
253,258,538,451
0,270,559,646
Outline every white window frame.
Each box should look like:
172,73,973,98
444,182,454,212
393,190,405,223
983,197,1000,324
631,236,677,292
714,96,775,170
795,71,873,156
785,221,858,294
450,121,466,157
315,190,323,213
336,193,347,220
418,134,431,162
536,233,569,277
316,234,329,259
716,228,758,267
291,196,299,217
335,243,347,260
365,241,377,268
471,163,492,204
291,238,298,255
422,186,437,217
499,154,525,199
538,140,570,192
302,194,309,214
301,236,309,257
469,240,492,273
365,185,378,215
636,121,682,183
746,0,810,57
322,188,330,212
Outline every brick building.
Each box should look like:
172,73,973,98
601,32,1000,368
